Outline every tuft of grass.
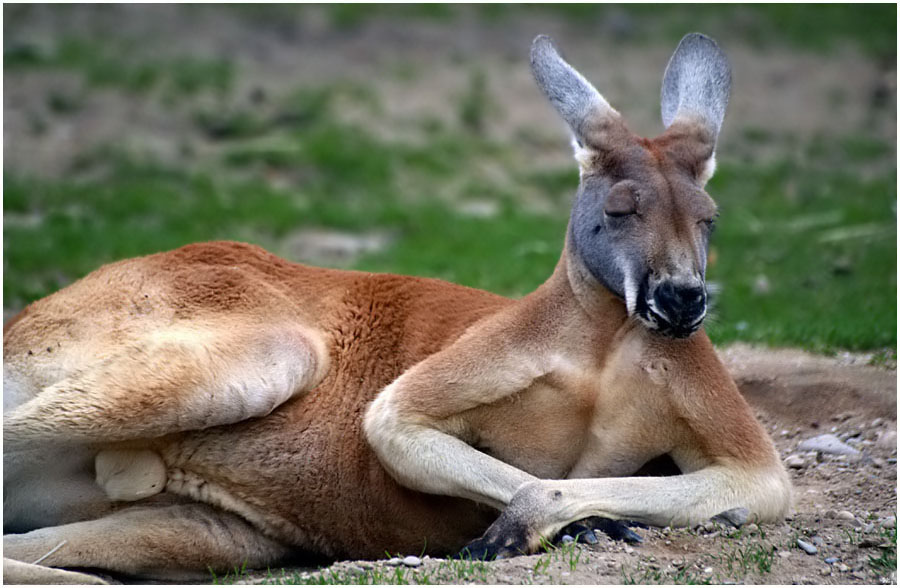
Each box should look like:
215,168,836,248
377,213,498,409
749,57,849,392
622,563,713,585
868,527,897,575
240,557,493,585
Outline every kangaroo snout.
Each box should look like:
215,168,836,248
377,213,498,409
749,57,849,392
639,277,707,338
653,282,706,330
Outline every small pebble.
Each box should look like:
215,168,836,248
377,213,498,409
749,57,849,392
809,535,825,546
386,557,403,567
824,557,840,564
703,567,713,574
785,454,807,469
625,546,634,554
778,550,791,558
837,563,850,572
880,515,896,529
876,430,897,450
712,507,749,528
560,534,575,544
836,510,857,521
402,556,422,568
744,523,759,534
797,539,818,555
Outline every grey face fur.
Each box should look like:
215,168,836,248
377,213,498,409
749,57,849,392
531,34,731,338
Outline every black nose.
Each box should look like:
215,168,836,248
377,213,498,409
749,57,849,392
653,282,706,328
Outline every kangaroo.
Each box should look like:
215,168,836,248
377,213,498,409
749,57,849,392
3,33,791,583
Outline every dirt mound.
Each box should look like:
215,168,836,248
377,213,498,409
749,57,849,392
723,344,896,423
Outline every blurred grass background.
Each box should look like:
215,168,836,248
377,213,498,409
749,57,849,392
3,4,896,355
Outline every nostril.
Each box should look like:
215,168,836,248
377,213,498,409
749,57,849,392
653,284,706,320
684,287,706,305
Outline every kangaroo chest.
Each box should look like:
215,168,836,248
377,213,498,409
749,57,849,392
463,349,677,481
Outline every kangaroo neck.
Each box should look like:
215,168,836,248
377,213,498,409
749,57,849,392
527,239,629,339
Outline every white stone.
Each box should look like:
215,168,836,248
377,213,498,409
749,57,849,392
785,454,807,469
798,434,861,456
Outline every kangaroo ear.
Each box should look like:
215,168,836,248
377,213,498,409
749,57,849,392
530,35,618,147
660,33,731,146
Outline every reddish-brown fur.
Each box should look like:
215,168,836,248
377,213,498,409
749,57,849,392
3,33,791,583
5,241,513,556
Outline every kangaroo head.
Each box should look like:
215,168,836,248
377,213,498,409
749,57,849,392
531,33,731,338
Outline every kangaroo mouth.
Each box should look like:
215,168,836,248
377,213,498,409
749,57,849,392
633,280,706,338
637,304,704,338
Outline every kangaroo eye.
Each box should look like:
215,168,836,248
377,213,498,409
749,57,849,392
604,183,638,217
605,207,635,218
700,218,717,232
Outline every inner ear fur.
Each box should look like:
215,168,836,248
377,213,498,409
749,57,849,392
655,118,717,183
573,113,634,174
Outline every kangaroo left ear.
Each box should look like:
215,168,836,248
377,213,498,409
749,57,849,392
531,35,625,160
660,33,731,184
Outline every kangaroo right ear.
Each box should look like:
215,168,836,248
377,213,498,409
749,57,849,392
530,35,619,150
660,33,732,147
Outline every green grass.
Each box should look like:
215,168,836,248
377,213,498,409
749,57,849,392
621,535,777,585
704,158,896,352
5,114,894,352
868,527,897,575
4,36,233,96
3,8,896,353
214,4,897,59
211,557,494,585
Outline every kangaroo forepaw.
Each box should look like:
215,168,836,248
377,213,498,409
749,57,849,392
456,511,534,560
556,516,644,545
457,527,529,561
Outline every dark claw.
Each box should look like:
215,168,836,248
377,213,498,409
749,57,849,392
457,537,523,561
457,517,531,560
572,516,645,544
553,521,599,545
595,517,644,543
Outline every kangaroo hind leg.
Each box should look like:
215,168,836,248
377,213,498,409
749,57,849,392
4,321,329,447
3,502,292,583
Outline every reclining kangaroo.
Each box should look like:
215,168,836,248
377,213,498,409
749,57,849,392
3,33,791,583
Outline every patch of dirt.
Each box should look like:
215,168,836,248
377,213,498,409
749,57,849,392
220,345,895,586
